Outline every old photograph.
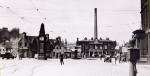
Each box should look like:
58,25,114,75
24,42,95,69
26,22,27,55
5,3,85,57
0,0,149,76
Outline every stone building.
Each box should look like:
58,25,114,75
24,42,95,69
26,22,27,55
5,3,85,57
141,0,149,58
77,38,116,58
18,32,36,58
51,37,74,59
130,0,150,63
18,23,55,59
52,36,64,58
76,8,116,58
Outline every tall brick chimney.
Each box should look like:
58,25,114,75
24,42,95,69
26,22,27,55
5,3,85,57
94,8,98,40
94,8,98,43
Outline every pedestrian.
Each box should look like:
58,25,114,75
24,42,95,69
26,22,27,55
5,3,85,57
19,54,22,60
115,57,117,64
59,54,64,65
19,52,22,60
119,56,122,63
100,55,103,60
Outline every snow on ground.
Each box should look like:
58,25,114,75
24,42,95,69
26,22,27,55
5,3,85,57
0,58,150,76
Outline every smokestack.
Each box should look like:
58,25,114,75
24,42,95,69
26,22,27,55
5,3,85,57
94,8,98,40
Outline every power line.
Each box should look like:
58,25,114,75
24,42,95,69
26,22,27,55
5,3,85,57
5,6,36,25
31,0,47,21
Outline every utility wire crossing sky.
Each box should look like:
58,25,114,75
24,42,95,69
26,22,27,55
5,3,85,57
0,0,141,45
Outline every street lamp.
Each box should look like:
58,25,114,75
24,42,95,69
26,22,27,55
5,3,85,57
129,29,145,76
133,29,145,48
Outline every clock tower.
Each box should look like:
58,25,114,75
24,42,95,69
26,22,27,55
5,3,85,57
38,23,47,60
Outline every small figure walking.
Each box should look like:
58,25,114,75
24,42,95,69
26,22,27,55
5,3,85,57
115,57,117,64
19,52,22,60
119,56,122,63
100,55,103,60
60,54,64,65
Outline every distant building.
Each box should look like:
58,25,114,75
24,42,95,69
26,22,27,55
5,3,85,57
63,39,72,58
0,27,20,57
76,8,116,58
66,43,81,59
77,38,116,58
120,42,130,60
18,32,36,58
18,23,55,59
10,37,20,57
0,45,5,55
52,36,65,58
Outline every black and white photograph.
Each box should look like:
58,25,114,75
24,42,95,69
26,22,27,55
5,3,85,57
0,0,149,76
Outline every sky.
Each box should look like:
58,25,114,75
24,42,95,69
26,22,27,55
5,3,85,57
0,0,141,45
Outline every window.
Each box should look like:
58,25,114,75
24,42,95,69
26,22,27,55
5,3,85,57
105,45,107,49
90,45,93,49
95,45,98,49
100,46,102,49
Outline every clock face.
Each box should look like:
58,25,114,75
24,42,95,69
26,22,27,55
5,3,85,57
39,37,44,41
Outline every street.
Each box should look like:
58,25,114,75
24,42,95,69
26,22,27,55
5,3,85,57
0,58,150,76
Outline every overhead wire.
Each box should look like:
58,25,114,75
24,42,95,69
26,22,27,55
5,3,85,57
0,1,34,25
30,0,59,36
31,0,47,21
0,1,140,33
6,6,36,25
0,1,41,26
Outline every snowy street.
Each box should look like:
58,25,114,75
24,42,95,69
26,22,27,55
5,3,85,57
0,58,150,76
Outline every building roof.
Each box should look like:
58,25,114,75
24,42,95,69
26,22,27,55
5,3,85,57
77,39,116,45
39,23,45,36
